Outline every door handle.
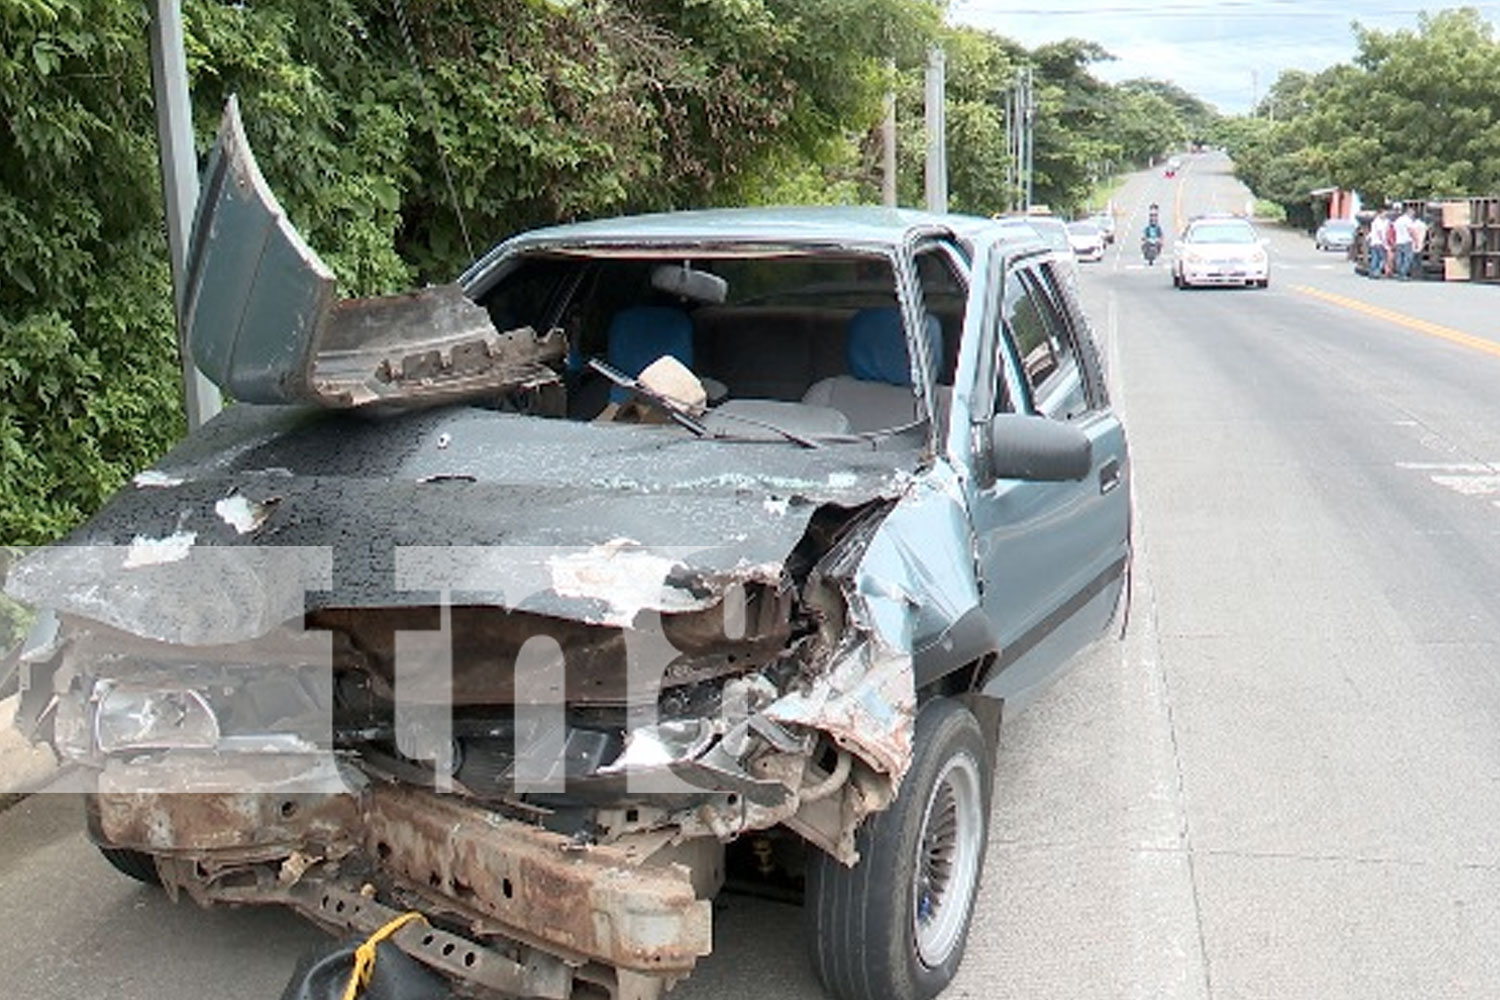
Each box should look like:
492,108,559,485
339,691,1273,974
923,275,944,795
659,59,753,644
1098,457,1121,495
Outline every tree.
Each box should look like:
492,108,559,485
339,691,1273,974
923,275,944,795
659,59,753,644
1225,9,1500,215
0,0,943,558
1,0,185,545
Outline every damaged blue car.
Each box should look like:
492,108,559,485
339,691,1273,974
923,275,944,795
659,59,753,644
7,100,1130,1000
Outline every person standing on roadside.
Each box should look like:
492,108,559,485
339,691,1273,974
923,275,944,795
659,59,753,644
1393,204,1415,280
1406,207,1428,280
1383,205,1399,276
1369,210,1391,279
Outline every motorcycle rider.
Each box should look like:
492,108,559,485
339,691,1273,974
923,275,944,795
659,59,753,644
1142,204,1164,265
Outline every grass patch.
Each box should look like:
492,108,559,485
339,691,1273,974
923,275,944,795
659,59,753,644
1085,174,1129,214
1252,198,1287,223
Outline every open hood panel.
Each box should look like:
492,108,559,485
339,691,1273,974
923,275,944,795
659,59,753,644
185,97,563,408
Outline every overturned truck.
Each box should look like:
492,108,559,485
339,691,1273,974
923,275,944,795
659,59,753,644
6,101,1131,1000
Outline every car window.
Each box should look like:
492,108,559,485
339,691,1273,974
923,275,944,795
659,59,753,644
1001,263,1084,418
1002,267,1059,395
1187,222,1257,244
1015,267,1087,420
1030,261,1107,413
915,246,967,388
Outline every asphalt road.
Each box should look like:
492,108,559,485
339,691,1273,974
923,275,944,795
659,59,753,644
7,152,1500,999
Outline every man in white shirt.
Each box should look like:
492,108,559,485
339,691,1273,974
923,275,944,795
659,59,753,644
1392,206,1416,279
1405,208,1427,279
1368,211,1391,279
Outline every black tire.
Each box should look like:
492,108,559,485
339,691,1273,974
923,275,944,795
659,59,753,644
805,698,992,1000
97,845,162,886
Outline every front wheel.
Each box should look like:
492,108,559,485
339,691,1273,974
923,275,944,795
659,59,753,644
97,845,162,886
805,698,992,1000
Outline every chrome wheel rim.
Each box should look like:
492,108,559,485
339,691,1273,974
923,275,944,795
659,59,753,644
912,752,984,968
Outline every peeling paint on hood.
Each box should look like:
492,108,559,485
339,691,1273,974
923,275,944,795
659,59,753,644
7,405,919,642
214,493,276,535
121,531,197,568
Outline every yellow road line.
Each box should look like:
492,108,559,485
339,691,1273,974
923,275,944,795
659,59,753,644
1292,284,1500,361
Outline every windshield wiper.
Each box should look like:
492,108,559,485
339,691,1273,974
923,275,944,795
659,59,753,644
587,359,711,437
701,407,823,449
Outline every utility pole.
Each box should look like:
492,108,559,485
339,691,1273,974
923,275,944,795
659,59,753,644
882,60,897,208
1021,65,1034,213
149,0,221,430
1004,87,1017,212
1007,67,1034,213
924,45,947,213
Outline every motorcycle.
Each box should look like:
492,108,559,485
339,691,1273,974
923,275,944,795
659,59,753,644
1141,235,1162,265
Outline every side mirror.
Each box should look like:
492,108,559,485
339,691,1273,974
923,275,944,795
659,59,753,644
989,413,1093,482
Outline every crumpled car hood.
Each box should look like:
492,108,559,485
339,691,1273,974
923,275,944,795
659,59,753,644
8,405,917,643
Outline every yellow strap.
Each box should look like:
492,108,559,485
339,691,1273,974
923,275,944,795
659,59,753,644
341,911,428,1000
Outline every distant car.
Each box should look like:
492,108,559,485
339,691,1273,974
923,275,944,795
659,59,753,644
1066,220,1107,262
1314,218,1357,252
1013,214,1073,257
1172,215,1269,289
1090,211,1117,244
1164,155,1183,178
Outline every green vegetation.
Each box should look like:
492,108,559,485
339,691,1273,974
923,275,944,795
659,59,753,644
1222,9,1500,227
2,1,1209,560
907,29,1214,217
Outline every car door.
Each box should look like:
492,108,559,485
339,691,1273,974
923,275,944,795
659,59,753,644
961,248,1130,703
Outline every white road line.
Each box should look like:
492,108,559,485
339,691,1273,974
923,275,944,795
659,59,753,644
1397,460,1500,508
1396,461,1497,472
1430,475,1500,496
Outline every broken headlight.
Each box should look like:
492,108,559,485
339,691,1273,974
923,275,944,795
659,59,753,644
94,682,221,753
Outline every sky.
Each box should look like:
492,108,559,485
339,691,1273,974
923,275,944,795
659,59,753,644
948,1,1500,115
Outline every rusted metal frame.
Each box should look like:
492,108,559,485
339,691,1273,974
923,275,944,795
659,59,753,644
297,882,574,999
92,779,363,855
167,870,575,1000
363,782,713,976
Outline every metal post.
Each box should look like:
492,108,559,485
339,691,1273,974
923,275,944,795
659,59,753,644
149,0,221,430
882,65,898,208
1022,67,1034,213
1005,87,1017,213
923,45,947,214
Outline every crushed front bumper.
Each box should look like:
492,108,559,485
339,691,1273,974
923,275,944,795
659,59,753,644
91,763,714,999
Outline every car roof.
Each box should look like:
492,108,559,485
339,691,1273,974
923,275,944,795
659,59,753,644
463,205,1051,288
496,205,997,250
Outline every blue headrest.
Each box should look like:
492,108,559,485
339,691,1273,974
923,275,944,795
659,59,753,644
606,306,694,402
846,307,942,386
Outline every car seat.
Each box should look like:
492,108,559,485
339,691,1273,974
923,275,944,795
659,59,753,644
802,307,940,432
604,306,695,404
